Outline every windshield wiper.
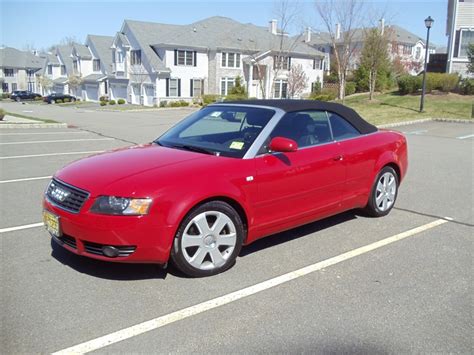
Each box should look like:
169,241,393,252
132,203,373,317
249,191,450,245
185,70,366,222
169,143,216,155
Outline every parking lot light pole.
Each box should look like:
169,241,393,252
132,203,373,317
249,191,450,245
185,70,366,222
420,16,434,113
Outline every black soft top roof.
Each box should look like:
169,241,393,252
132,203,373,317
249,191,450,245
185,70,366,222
221,99,378,134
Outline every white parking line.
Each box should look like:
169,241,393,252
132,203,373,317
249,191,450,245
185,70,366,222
52,218,448,355
0,131,88,136
0,150,104,160
0,175,52,184
456,134,474,140
0,222,44,233
0,138,113,145
404,130,428,135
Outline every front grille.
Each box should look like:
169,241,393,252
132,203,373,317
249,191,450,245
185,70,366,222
58,235,77,249
46,179,89,213
83,240,136,258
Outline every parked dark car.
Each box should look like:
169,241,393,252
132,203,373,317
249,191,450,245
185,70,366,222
43,93,76,104
11,90,42,101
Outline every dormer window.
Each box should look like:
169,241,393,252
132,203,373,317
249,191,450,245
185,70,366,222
221,52,241,68
93,59,101,72
131,50,141,65
47,65,53,75
73,60,79,72
174,50,196,66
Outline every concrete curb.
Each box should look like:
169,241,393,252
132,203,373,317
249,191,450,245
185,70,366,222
0,122,68,129
377,118,473,128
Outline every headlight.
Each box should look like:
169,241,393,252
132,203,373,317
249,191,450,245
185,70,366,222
90,196,152,215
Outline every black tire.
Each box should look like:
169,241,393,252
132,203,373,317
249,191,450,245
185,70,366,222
364,166,399,217
171,201,244,277
50,99,55,104
71,98,76,102
15,97,21,102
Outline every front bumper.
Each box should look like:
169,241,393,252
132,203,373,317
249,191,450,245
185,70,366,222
43,197,175,264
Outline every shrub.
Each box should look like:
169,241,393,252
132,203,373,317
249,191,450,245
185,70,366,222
459,78,474,95
311,81,322,94
34,96,43,101
109,100,116,105
179,100,189,107
169,101,181,107
99,95,109,102
159,100,167,107
2,93,11,99
224,94,247,101
117,98,126,105
99,101,107,106
63,98,70,103
424,73,459,93
309,88,337,101
324,72,339,83
0,107,5,120
345,82,356,96
55,99,63,103
397,75,422,94
202,94,220,106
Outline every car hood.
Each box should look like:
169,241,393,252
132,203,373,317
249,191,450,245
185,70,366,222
55,144,210,196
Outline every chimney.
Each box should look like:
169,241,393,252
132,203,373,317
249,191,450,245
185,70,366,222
269,19,278,35
335,23,341,40
380,18,385,35
304,27,312,42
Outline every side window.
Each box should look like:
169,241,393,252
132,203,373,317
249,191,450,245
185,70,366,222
328,113,361,140
265,110,333,151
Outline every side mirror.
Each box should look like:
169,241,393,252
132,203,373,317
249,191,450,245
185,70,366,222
269,137,298,153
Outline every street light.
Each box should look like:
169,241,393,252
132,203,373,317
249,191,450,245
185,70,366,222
420,16,434,113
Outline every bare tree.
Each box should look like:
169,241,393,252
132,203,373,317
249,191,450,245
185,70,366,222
129,64,150,105
37,75,53,95
287,64,309,98
67,74,83,97
314,0,365,101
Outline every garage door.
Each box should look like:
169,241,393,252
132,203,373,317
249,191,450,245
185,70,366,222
130,84,140,104
111,84,128,101
85,84,99,101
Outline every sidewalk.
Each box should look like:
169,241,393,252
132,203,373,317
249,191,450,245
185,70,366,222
0,115,67,128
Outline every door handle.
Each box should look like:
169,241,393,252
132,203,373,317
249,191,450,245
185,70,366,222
333,155,343,161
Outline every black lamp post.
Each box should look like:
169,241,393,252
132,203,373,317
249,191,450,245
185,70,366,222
420,16,434,113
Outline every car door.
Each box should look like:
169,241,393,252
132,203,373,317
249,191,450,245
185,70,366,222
327,112,377,209
252,110,345,236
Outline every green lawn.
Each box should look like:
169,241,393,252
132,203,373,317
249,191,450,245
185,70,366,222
340,92,473,125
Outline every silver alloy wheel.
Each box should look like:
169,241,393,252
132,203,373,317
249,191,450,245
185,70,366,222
181,211,237,271
375,172,397,212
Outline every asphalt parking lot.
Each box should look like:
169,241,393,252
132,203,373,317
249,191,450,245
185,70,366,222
1,102,472,353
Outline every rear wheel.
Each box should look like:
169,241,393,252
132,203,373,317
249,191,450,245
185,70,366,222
365,166,398,217
50,99,55,104
15,97,21,102
71,98,76,102
171,201,244,277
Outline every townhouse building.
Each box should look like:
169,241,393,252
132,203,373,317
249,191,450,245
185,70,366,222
0,47,44,93
40,45,76,95
109,16,327,106
306,22,436,75
446,0,473,77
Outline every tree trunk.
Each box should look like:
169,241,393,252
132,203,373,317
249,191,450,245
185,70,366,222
338,73,345,102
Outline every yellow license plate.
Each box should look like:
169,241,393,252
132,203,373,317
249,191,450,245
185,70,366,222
43,210,61,237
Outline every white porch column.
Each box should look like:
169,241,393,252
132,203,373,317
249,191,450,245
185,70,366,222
247,63,253,95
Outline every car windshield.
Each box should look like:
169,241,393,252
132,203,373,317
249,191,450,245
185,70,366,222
156,105,275,158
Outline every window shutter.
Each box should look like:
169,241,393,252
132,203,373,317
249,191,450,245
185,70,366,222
178,79,181,97
174,50,177,65
288,57,292,69
201,79,204,95
166,78,170,97
193,51,197,67
190,79,194,97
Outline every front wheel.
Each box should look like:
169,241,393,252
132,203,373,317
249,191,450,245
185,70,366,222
365,166,399,217
15,97,21,102
50,99,55,104
171,201,244,277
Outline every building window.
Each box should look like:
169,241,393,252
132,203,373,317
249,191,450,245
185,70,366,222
252,65,266,80
47,65,53,75
456,29,474,58
221,52,241,68
415,47,421,60
220,77,235,96
274,80,288,98
313,58,322,70
2,83,8,92
73,60,78,72
60,65,66,75
4,69,14,77
26,69,35,77
402,45,413,55
190,79,204,97
12,83,17,92
131,50,142,65
93,59,101,72
116,51,124,63
273,56,291,70
166,78,181,97
175,50,195,66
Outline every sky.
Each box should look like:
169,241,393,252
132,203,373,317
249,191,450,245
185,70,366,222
0,0,449,51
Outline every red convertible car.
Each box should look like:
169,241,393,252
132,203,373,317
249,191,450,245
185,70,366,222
43,100,408,277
